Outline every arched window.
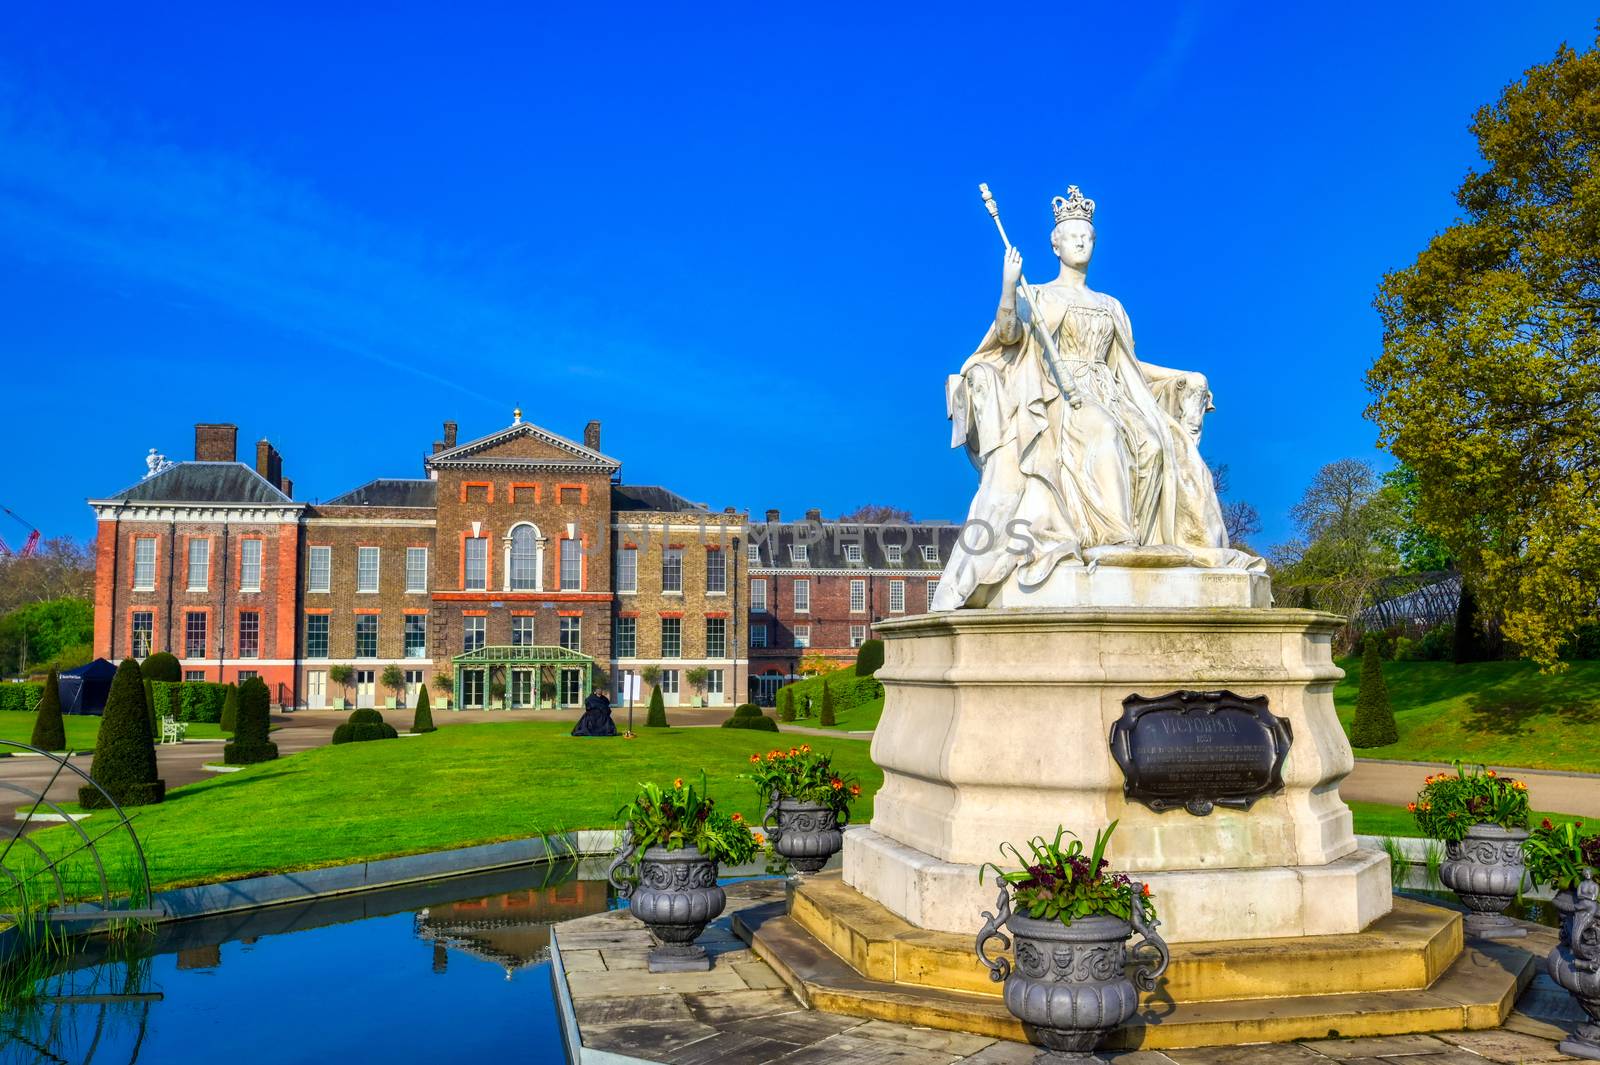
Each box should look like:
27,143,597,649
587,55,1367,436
510,525,541,590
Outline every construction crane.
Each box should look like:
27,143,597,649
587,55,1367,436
0,507,41,559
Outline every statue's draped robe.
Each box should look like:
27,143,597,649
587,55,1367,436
934,285,1249,610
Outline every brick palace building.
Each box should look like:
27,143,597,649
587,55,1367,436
89,416,747,710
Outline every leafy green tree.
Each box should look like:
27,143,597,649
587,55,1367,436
1370,32,1600,667
645,686,668,728
80,659,165,808
854,639,885,678
224,676,278,764
380,664,405,705
0,596,93,673
220,683,240,733
30,669,66,751
1378,465,1453,573
1453,583,1494,664
412,685,436,733
1349,637,1399,748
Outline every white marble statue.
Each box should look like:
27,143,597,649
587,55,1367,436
933,185,1261,610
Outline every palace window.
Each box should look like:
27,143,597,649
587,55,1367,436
238,611,260,659
184,670,206,682
404,615,427,658
133,537,157,590
560,539,582,591
510,527,539,590
187,539,210,591
706,550,726,594
661,548,683,593
850,579,866,613
750,579,767,613
306,615,329,659
614,617,637,658
462,615,486,653
308,546,331,593
705,669,724,698
355,615,378,658
406,548,429,592
357,546,381,592
885,544,903,563
511,615,534,647
661,618,681,658
793,579,810,613
131,611,153,658
746,542,761,566
850,624,867,648
511,669,534,708
185,611,207,659
617,546,638,593
751,624,768,649
706,617,727,658
843,543,862,564
793,624,810,649
559,616,582,652
789,543,808,564
889,579,906,613
658,669,679,697
240,539,262,592
927,580,939,609
462,669,485,708
464,538,487,591
922,544,940,564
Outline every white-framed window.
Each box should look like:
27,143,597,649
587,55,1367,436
750,578,767,613
355,615,378,658
464,538,487,591
661,617,682,658
187,539,210,591
793,579,810,613
658,668,679,700
843,543,862,564
357,546,381,593
462,615,486,653
511,615,534,646
617,546,638,593
462,668,486,708
560,539,582,591
705,669,724,698
238,669,260,683
240,539,263,592
746,543,762,566
559,615,582,652
661,548,683,593
889,579,906,613
706,550,726,594
849,579,866,613
184,669,206,682
404,669,424,705
751,623,768,648
706,617,726,658
308,545,331,593
185,611,207,658
133,537,157,590
927,580,939,609
404,615,427,658
789,543,809,564
614,617,637,657
131,610,153,657
793,624,811,648
850,624,867,648
406,547,429,593
306,615,329,658
511,668,534,708
922,544,940,563
238,611,261,658
509,527,539,591
885,543,903,563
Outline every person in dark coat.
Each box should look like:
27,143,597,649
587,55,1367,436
572,690,618,737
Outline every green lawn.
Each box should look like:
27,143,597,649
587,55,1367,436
1334,659,1600,773
24,722,879,892
0,712,227,751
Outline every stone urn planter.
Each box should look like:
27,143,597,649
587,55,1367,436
1547,872,1600,1061
606,836,726,973
975,882,1170,1061
1440,824,1529,939
764,796,845,874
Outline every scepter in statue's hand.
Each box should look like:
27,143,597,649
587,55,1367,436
979,183,1080,408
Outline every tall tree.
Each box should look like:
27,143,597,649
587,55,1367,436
1369,31,1600,667
838,505,913,523
1272,459,1399,580
0,538,94,616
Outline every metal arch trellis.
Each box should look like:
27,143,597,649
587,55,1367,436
0,739,156,929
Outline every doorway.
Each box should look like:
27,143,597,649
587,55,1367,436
356,670,375,709
306,670,326,710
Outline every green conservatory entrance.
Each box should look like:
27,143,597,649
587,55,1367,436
451,645,597,710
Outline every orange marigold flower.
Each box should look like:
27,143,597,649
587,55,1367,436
800,744,811,753
1407,802,1417,813
749,753,761,764
731,812,743,822
674,778,684,788
1487,770,1497,778
1542,818,1554,830
789,747,800,756
767,751,780,761
1141,884,1152,897
752,831,765,844
831,778,844,790
849,784,862,797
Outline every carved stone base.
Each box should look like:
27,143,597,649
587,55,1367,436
647,941,711,973
981,555,1271,610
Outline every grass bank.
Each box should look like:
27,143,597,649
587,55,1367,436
27,722,879,891
0,712,227,750
1333,659,1600,773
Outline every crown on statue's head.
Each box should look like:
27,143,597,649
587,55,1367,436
1052,185,1096,224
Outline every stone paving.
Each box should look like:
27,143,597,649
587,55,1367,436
552,880,1589,1065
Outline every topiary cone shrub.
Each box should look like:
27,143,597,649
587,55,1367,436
333,707,399,744
412,686,436,734
220,683,240,733
720,702,778,731
224,676,279,764
30,669,66,752
1349,636,1399,748
644,686,668,728
80,659,165,809
1452,582,1492,664
854,638,884,678
778,689,796,722
820,680,836,726
141,651,181,683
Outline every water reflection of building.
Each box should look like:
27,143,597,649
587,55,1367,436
414,880,610,979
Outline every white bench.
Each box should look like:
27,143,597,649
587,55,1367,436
159,716,189,744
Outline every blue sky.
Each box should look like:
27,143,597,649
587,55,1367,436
1,4,1591,549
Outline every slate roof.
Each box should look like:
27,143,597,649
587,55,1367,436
611,485,706,513
748,520,959,571
325,478,439,508
93,463,294,505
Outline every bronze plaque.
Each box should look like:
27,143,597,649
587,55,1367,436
1109,690,1291,816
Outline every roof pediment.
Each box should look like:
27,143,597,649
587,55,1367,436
426,422,620,473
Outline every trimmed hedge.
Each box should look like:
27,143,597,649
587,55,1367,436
30,670,66,751
1349,637,1399,748
731,703,763,719
141,651,182,683
820,681,836,726
0,683,43,713
333,707,399,744
721,714,779,731
224,676,279,764
645,687,668,728
80,658,165,809
180,682,230,724
854,639,885,677
412,686,436,734
778,688,795,722
221,684,240,732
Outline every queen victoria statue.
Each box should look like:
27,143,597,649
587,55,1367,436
932,185,1263,610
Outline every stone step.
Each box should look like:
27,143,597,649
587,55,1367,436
733,899,1538,1052
791,872,1464,1002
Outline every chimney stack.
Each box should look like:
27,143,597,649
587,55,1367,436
805,508,822,522
765,508,780,522
281,477,294,498
194,423,238,463
443,421,458,448
256,439,284,489
584,420,602,451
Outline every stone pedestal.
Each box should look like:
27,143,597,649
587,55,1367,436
842,605,1392,944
